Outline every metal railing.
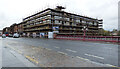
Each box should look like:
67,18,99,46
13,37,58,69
55,35,120,42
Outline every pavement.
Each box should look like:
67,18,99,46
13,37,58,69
0,37,2,68
1,37,119,67
1,37,37,67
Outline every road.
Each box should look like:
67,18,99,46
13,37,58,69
2,37,118,67
1,37,37,67
0,37,2,68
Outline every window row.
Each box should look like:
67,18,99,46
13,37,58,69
24,10,51,21
26,15,51,24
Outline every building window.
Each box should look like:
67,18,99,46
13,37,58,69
82,20,86,24
76,20,80,23
51,12,59,15
64,22,69,25
55,20,61,24
46,15,51,19
43,19,46,23
72,22,76,26
64,17,69,21
47,20,51,24
55,20,58,24
94,22,97,26
54,16,60,19
89,22,93,25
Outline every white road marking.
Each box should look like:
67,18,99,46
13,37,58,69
66,49,77,53
84,53,104,59
58,51,67,55
54,46,60,49
76,56,117,67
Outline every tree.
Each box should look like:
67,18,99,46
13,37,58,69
118,30,120,36
100,28,111,36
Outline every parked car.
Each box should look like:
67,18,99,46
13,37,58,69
8,34,13,37
5,34,9,37
0,33,2,36
13,33,19,38
2,34,6,38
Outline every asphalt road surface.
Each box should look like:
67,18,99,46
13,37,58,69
1,37,37,67
0,37,2,68
2,37,119,67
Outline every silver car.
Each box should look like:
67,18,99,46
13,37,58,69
2,34,6,38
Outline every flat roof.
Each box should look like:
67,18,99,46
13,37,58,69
23,8,102,21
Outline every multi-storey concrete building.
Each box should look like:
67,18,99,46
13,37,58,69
22,6,103,37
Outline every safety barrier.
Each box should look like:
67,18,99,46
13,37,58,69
55,35,120,43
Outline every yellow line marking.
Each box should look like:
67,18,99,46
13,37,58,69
17,50,22,54
40,64,44,67
25,55,39,64
6,43,46,66
106,64,118,67
76,56,89,61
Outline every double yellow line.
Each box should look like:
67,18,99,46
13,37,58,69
5,44,43,66
24,55,39,64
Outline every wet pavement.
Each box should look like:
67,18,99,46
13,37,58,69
0,37,2,68
1,37,119,67
1,37,37,67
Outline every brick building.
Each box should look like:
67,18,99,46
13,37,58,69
3,23,19,35
9,23,18,34
18,22,24,36
2,27,10,36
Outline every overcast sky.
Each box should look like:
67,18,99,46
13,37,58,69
0,0,119,31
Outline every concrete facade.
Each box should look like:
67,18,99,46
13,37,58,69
2,6,103,38
23,6,103,37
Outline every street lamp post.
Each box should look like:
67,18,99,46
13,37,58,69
82,26,88,40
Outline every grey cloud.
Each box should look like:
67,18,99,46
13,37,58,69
0,0,119,30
